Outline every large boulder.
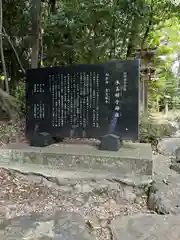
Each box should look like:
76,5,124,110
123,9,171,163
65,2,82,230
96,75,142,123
148,179,180,215
111,214,180,240
149,155,180,214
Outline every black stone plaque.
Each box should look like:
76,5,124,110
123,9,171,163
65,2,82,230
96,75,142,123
26,60,140,141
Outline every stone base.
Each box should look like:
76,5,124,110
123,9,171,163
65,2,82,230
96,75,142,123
0,142,152,177
30,132,54,147
99,134,120,151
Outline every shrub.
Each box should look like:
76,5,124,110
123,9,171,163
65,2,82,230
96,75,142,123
0,119,25,145
12,81,26,116
0,121,17,144
139,111,176,146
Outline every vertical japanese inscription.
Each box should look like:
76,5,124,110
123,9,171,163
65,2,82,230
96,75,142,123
33,83,45,93
57,74,61,126
33,83,45,119
51,74,56,126
104,73,110,104
89,72,92,108
70,72,76,128
86,73,89,127
50,73,64,127
64,74,67,124
96,73,100,128
92,72,100,128
79,72,83,127
113,62,128,119
92,72,96,127
82,72,86,128
50,72,72,127
60,73,64,126
123,71,128,91
33,103,45,119
114,80,123,118
67,73,70,124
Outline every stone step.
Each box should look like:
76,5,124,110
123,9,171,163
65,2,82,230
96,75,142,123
0,161,152,186
0,142,152,176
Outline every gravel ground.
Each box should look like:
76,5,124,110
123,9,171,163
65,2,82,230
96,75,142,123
0,168,151,240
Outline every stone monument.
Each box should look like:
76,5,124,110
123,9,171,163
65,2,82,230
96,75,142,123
26,59,139,151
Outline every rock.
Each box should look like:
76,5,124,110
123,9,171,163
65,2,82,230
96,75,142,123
153,154,178,181
74,182,94,193
147,154,180,215
111,214,180,240
157,137,180,156
170,162,180,173
148,177,180,214
169,121,179,131
175,147,180,162
174,129,180,137
0,211,95,240
122,188,137,202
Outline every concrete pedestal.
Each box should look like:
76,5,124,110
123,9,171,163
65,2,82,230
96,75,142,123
0,142,152,177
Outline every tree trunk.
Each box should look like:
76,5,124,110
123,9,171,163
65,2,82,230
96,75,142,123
3,27,25,74
144,78,148,116
31,0,41,69
49,0,56,14
0,0,9,93
0,88,19,120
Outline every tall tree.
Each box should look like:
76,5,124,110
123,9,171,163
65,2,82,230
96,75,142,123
0,0,9,92
31,0,41,68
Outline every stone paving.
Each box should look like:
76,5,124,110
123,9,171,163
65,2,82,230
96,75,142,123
111,214,180,240
1,120,180,239
111,121,180,239
0,168,149,240
0,211,95,240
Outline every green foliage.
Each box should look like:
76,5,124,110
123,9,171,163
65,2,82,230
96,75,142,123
146,16,180,110
166,110,180,122
0,121,17,144
11,82,26,116
0,0,180,127
1,0,180,74
42,0,180,66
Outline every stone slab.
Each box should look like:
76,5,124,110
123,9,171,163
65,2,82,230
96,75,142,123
0,161,153,187
0,211,95,240
153,154,178,181
111,213,180,240
0,142,152,176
